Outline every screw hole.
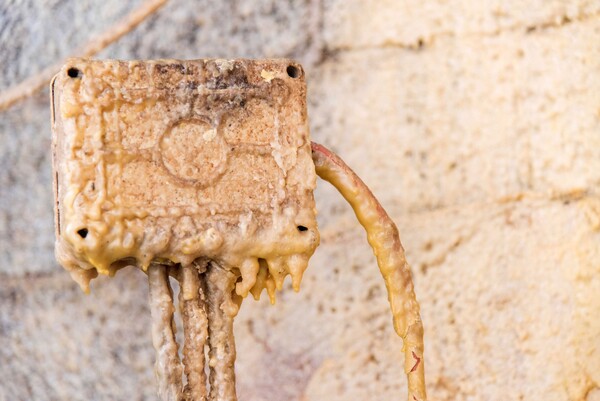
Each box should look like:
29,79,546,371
77,228,89,238
286,65,301,79
67,68,82,78
297,225,308,232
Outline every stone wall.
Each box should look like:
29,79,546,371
1,1,599,400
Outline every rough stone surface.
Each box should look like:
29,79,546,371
310,17,600,216
1,1,600,401
323,0,600,49
0,269,156,401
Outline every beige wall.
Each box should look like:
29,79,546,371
1,1,599,400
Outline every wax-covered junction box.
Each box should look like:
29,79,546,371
51,58,319,296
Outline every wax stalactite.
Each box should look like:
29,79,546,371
311,141,427,401
148,264,184,401
149,262,242,401
178,264,209,401
205,264,239,401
